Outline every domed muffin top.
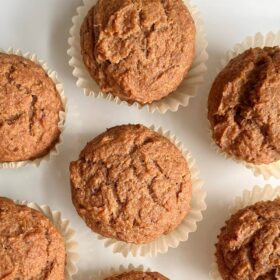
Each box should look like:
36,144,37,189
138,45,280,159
0,197,65,280
208,47,280,164
0,53,63,163
104,271,169,280
70,124,192,244
80,0,195,104
216,198,280,280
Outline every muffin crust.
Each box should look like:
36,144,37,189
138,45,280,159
0,53,63,162
104,271,169,280
0,197,65,280
208,47,280,164
216,199,280,280
80,0,195,104
70,124,192,244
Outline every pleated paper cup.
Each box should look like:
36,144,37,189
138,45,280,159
96,125,207,257
210,31,280,179
16,200,79,280
68,0,208,114
91,264,153,280
0,48,66,169
209,184,280,280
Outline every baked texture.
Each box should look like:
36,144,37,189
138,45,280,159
70,124,192,244
216,198,280,280
0,197,65,280
208,47,280,164
0,53,63,162
80,0,195,104
104,271,169,280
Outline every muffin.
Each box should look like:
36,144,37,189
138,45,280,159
80,0,195,104
104,271,169,280
215,198,280,280
0,53,63,163
0,197,65,279
70,124,192,244
208,47,280,165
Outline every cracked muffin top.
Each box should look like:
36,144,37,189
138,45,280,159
0,197,65,280
80,0,195,104
70,124,192,244
216,198,280,280
208,47,280,164
0,53,63,163
104,271,169,280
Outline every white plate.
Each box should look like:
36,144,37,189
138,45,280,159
0,0,280,279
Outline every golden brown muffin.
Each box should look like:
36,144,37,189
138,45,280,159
0,53,63,163
0,197,65,280
104,271,169,280
216,198,280,280
80,0,195,104
70,124,192,244
208,47,280,165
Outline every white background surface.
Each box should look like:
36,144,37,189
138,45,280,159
0,1,280,279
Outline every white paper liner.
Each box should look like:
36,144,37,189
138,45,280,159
16,200,79,279
95,125,206,257
68,0,208,114
209,184,280,280
0,48,67,169
91,264,153,280
210,31,280,179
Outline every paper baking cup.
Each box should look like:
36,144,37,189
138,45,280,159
16,200,79,280
210,31,280,180
68,0,208,114
91,264,152,280
96,125,207,257
0,48,66,169
209,184,280,280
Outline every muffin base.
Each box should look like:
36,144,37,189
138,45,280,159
209,31,280,179
14,200,79,280
209,184,280,280
93,125,207,257
68,0,208,114
0,48,66,169
91,264,152,280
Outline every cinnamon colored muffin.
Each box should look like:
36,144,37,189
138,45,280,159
0,53,63,163
216,198,280,280
70,124,192,244
80,0,195,104
0,197,65,279
104,271,169,280
208,47,280,165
